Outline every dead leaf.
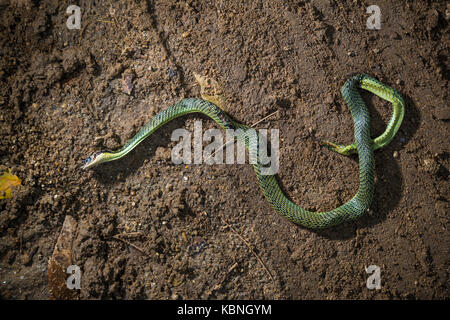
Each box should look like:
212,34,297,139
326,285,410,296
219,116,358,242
48,215,79,300
0,169,21,199
193,72,227,111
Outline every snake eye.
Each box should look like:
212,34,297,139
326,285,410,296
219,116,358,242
81,157,91,165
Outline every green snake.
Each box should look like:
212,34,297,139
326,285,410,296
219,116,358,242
82,74,404,229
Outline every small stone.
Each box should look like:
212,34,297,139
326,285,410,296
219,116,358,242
121,75,134,95
166,68,178,80
423,158,439,175
426,9,439,31
21,253,32,266
393,151,399,158
107,63,125,80
433,106,450,121
290,248,303,261
324,93,334,105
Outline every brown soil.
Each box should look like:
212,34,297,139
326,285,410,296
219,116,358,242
0,0,448,299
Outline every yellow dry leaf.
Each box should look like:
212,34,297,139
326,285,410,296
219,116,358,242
0,169,21,199
193,72,227,111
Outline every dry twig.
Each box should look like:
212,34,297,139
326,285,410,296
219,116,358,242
220,217,274,280
112,235,148,255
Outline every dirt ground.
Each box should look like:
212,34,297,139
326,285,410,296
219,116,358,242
0,0,448,299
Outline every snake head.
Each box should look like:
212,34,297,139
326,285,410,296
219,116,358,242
81,151,107,170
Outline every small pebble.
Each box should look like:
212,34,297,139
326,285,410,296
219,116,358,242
121,75,134,95
423,158,439,175
21,253,32,266
432,106,450,121
393,151,399,158
167,68,178,80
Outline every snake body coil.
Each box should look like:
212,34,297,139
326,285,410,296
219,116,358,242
82,74,404,229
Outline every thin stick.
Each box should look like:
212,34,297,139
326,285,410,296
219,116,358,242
116,232,144,238
78,20,90,44
249,110,279,127
112,235,147,255
210,261,239,293
203,110,279,163
220,217,274,280
97,19,114,24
